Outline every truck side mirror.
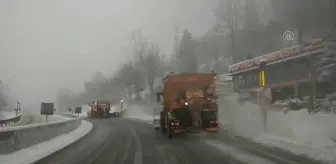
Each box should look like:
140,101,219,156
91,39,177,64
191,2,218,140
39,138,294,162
156,92,161,102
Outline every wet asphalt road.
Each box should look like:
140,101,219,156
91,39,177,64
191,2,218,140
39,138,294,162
35,116,327,164
35,118,243,164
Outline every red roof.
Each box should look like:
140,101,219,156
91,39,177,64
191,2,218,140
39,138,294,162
228,38,333,74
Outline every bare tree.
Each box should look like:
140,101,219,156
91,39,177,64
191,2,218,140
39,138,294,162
214,0,242,62
131,30,166,96
137,44,165,95
241,0,263,57
117,62,136,100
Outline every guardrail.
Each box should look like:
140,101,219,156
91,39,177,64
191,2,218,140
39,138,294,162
0,118,81,154
0,115,21,127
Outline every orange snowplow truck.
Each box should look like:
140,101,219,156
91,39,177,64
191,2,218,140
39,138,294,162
156,72,218,139
90,100,111,118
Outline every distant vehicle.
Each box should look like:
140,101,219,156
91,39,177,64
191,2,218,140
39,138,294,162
89,100,111,118
156,72,218,139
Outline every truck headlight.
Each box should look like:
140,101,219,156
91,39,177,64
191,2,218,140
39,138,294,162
185,102,188,105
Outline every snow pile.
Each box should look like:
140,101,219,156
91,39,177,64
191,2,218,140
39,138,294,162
218,95,264,138
283,110,336,147
218,93,336,162
219,93,336,146
255,133,336,163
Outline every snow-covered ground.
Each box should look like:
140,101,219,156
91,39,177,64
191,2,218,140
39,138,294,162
0,120,92,164
218,93,336,163
10,114,65,126
0,110,70,128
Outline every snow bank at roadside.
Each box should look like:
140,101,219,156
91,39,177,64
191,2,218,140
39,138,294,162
255,133,336,163
218,93,336,163
0,120,92,164
0,111,70,128
218,94,336,147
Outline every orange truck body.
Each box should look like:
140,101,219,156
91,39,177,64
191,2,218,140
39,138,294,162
163,73,217,112
90,100,111,117
160,72,218,133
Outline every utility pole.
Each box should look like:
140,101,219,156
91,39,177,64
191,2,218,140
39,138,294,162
308,56,317,114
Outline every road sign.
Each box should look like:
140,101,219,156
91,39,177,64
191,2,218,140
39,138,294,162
75,106,82,114
40,102,54,115
283,30,295,42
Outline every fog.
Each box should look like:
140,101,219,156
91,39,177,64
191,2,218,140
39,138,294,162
0,0,218,109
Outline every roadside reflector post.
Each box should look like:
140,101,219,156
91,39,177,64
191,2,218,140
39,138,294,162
258,61,267,132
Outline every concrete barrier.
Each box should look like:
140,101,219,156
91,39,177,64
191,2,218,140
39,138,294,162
0,118,80,154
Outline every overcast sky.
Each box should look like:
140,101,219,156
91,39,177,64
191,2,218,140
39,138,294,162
0,0,219,108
